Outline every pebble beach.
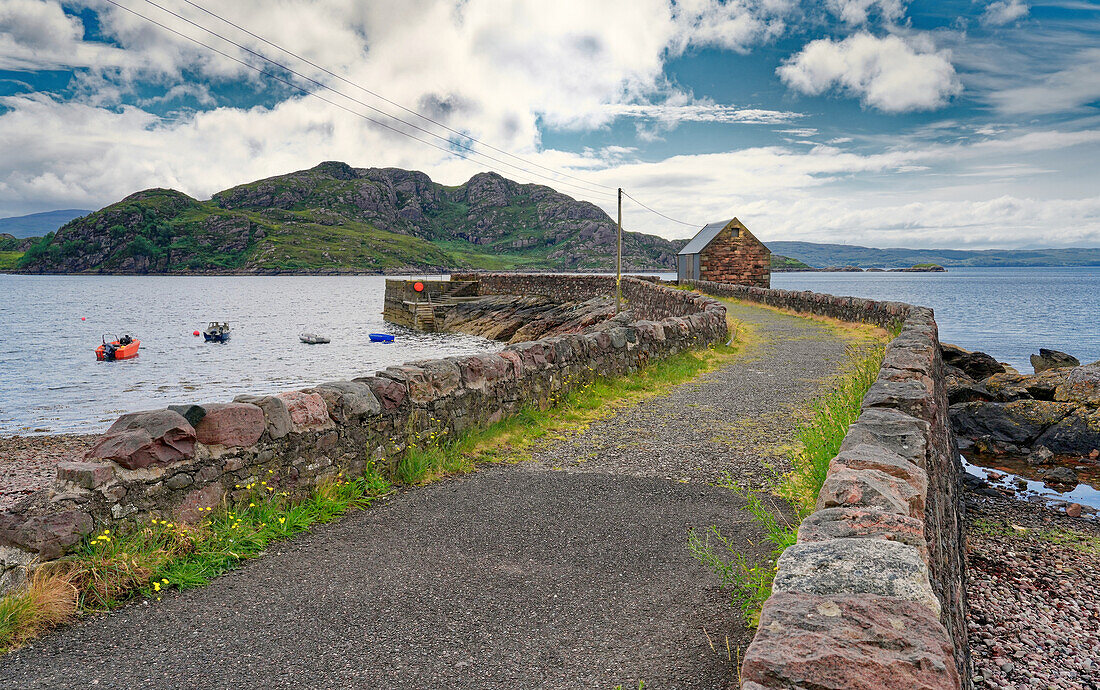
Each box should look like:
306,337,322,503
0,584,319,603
967,488,1100,689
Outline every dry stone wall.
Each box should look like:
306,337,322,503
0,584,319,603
0,275,727,594
687,278,969,690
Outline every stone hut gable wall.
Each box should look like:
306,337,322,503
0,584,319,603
688,278,969,689
0,275,727,595
697,223,771,288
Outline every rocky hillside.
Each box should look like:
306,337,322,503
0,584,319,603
17,162,681,274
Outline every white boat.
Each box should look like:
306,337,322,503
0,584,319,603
299,332,330,344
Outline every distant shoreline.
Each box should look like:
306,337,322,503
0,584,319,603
0,267,675,277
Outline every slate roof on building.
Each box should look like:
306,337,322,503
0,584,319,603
677,219,733,256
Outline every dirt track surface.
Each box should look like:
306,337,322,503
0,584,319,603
0,301,849,689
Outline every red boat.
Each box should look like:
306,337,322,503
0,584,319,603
96,334,140,361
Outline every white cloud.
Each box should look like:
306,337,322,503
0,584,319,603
667,0,797,54
605,103,803,125
0,0,1097,252
0,0,128,71
986,48,1100,115
777,32,962,112
826,0,907,25
981,0,1029,26
776,127,819,136
2,91,1099,249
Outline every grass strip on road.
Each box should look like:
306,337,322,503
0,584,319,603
689,297,888,626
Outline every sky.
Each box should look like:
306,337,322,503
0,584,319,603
1,0,1099,248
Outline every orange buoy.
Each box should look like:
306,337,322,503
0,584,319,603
81,317,86,321
193,330,200,336
413,281,424,292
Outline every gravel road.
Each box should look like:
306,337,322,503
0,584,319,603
0,300,850,689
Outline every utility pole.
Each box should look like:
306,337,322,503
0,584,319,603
615,187,622,314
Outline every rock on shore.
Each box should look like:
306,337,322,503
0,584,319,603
437,294,617,343
946,345,1100,461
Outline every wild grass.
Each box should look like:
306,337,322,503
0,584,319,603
970,518,1100,555
0,251,24,271
389,327,750,485
0,569,77,653
0,471,390,651
688,340,886,627
776,343,885,517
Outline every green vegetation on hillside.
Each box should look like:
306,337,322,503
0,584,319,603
770,254,813,270
16,162,680,274
0,251,23,270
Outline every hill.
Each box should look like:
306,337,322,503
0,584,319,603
0,210,91,238
15,162,679,274
767,241,1100,269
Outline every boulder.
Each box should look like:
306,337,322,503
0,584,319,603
275,391,330,431
194,403,265,447
945,369,990,405
1034,406,1100,455
774,538,940,615
741,592,960,690
1040,466,1077,486
233,394,293,439
86,409,196,469
56,461,115,490
1054,364,1100,406
307,380,381,424
0,509,94,559
1031,348,1080,374
941,343,1005,380
1025,445,1055,466
983,368,1072,403
949,399,1075,447
167,404,207,427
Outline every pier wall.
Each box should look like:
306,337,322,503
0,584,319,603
0,275,726,593
686,279,969,689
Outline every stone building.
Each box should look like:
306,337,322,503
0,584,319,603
676,217,770,287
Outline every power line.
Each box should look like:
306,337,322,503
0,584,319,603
620,190,700,227
101,1,704,231
179,0,618,193
132,0,615,200
100,0,524,184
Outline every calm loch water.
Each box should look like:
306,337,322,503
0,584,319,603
0,268,1096,436
0,275,499,434
773,267,1100,372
